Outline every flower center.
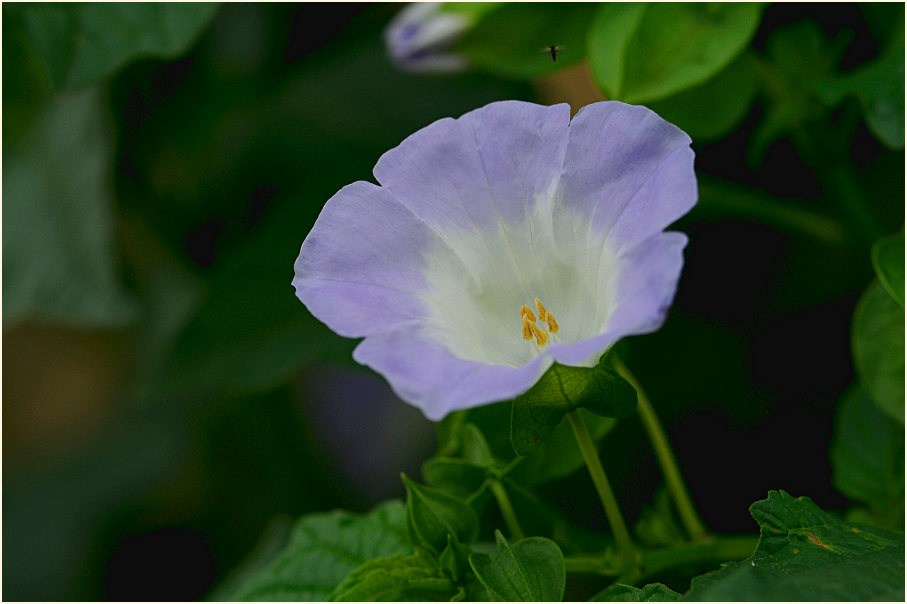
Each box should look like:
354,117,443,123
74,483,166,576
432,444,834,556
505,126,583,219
520,297,559,348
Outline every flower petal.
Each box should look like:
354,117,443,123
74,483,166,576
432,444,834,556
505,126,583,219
558,102,697,253
353,321,553,421
546,231,688,366
373,101,571,232
294,181,441,337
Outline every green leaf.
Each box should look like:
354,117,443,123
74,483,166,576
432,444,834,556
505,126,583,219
402,474,479,554
225,501,411,601
460,423,495,466
831,385,904,529
511,361,636,456
468,531,565,602
422,458,490,501
749,20,850,164
634,488,686,548
590,582,682,601
821,9,905,150
647,52,758,142
853,279,905,423
687,491,905,601
328,550,455,602
10,3,219,93
439,533,473,584
587,3,763,103
872,231,905,307
455,3,598,79
2,87,136,328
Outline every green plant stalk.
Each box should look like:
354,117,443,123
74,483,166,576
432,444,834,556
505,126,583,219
567,410,635,555
489,480,525,541
616,359,707,540
564,534,758,581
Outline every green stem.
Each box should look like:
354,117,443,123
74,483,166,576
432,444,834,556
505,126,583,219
694,176,848,246
564,534,758,582
489,480,525,541
567,410,635,555
615,359,707,540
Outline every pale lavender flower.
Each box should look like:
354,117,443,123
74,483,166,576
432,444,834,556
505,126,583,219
294,101,697,421
383,3,470,72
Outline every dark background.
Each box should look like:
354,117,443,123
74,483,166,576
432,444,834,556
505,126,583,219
3,3,903,600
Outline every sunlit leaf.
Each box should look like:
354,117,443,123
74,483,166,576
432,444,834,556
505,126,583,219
455,3,597,79
587,3,762,103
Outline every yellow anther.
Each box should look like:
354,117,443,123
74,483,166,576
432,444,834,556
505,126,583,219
535,297,559,334
546,313,559,334
520,298,558,347
534,298,548,323
520,305,536,323
521,316,534,341
527,321,550,347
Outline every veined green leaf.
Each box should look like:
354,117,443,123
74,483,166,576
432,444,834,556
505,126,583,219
328,550,454,602
224,501,410,601
402,474,479,554
687,491,905,601
469,531,565,602
511,360,636,456
591,582,682,601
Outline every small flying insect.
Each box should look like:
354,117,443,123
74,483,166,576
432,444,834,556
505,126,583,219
541,44,564,62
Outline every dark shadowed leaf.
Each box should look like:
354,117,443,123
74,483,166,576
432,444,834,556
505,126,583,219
831,385,905,530
402,474,479,554
469,531,565,602
591,582,682,601
225,501,411,601
871,231,905,307
511,361,636,456
852,279,905,423
3,88,136,328
8,3,219,93
328,550,454,602
687,491,905,601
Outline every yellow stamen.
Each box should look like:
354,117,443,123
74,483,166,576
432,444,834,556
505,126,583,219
535,297,559,334
527,321,550,347
519,298,559,347
521,316,534,341
520,305,536,323
535,297,548,323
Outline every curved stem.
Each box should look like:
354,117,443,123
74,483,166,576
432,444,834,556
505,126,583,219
564,534,758,582
489,480,525,541
567,410,635,555
615,359,707,540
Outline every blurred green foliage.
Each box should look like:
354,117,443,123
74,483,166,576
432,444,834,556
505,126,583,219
3,2,903,601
